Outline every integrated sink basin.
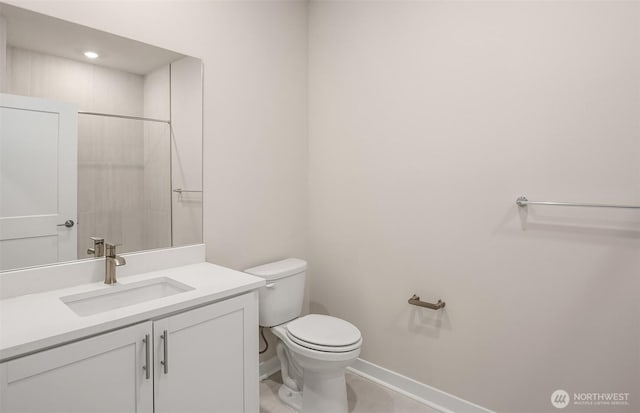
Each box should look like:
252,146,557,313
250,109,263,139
61,277,194,317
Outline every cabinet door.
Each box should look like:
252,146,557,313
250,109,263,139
0,322,153,413
154,292,259,413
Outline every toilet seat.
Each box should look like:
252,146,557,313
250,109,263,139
287,332,363,353
286,314,362,353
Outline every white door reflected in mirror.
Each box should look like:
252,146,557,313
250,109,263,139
0,93,78,270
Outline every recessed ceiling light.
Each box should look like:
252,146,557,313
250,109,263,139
84,51,99,59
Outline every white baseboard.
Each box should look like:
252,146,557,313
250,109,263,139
260,356,492,413
347,358,494,413
259,356,281,381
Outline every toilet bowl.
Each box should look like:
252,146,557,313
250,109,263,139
272,315,362,412
245,259,362,413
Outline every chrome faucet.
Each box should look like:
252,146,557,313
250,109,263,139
105,243,126,285
87,237,104,257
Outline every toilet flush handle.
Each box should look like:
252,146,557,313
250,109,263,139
265,283,275,288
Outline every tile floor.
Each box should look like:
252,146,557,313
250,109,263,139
260,371,441,413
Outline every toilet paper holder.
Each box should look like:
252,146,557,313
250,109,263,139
408,294,445,310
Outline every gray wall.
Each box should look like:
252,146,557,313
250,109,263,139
308,2,639,412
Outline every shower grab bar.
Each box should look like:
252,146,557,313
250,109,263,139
173,189,202,194
408,294,446,310
516,196,640,210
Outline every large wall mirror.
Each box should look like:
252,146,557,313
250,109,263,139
0,3,203,272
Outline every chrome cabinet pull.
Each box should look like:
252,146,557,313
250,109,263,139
160,330,169,374
57,219,74,228
142,334,150,379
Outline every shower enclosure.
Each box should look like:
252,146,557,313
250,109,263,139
77,113,173,257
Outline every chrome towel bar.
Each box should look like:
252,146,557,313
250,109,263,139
173,189,203,194
516,196,640,210
408,294,445,310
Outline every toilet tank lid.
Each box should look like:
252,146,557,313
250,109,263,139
244,258,307,280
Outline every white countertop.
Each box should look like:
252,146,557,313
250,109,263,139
0,262,265,361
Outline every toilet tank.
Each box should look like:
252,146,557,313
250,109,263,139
245,258,307,327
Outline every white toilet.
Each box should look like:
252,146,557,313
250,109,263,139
245,258,362,413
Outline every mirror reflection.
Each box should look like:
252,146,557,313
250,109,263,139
0,3,203,271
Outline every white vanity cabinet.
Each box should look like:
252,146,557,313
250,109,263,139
154,292,257,413
0,322,154,413
0,292,258,413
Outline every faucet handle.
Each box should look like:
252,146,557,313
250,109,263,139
87,237,105,257
105,243,125,257
105,243,117,257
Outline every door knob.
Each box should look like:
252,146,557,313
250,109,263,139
57,219,75,228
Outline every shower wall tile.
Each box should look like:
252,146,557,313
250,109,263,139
143,65,172,250
0,16,6,91
143,210,172,251
90,64,143,116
